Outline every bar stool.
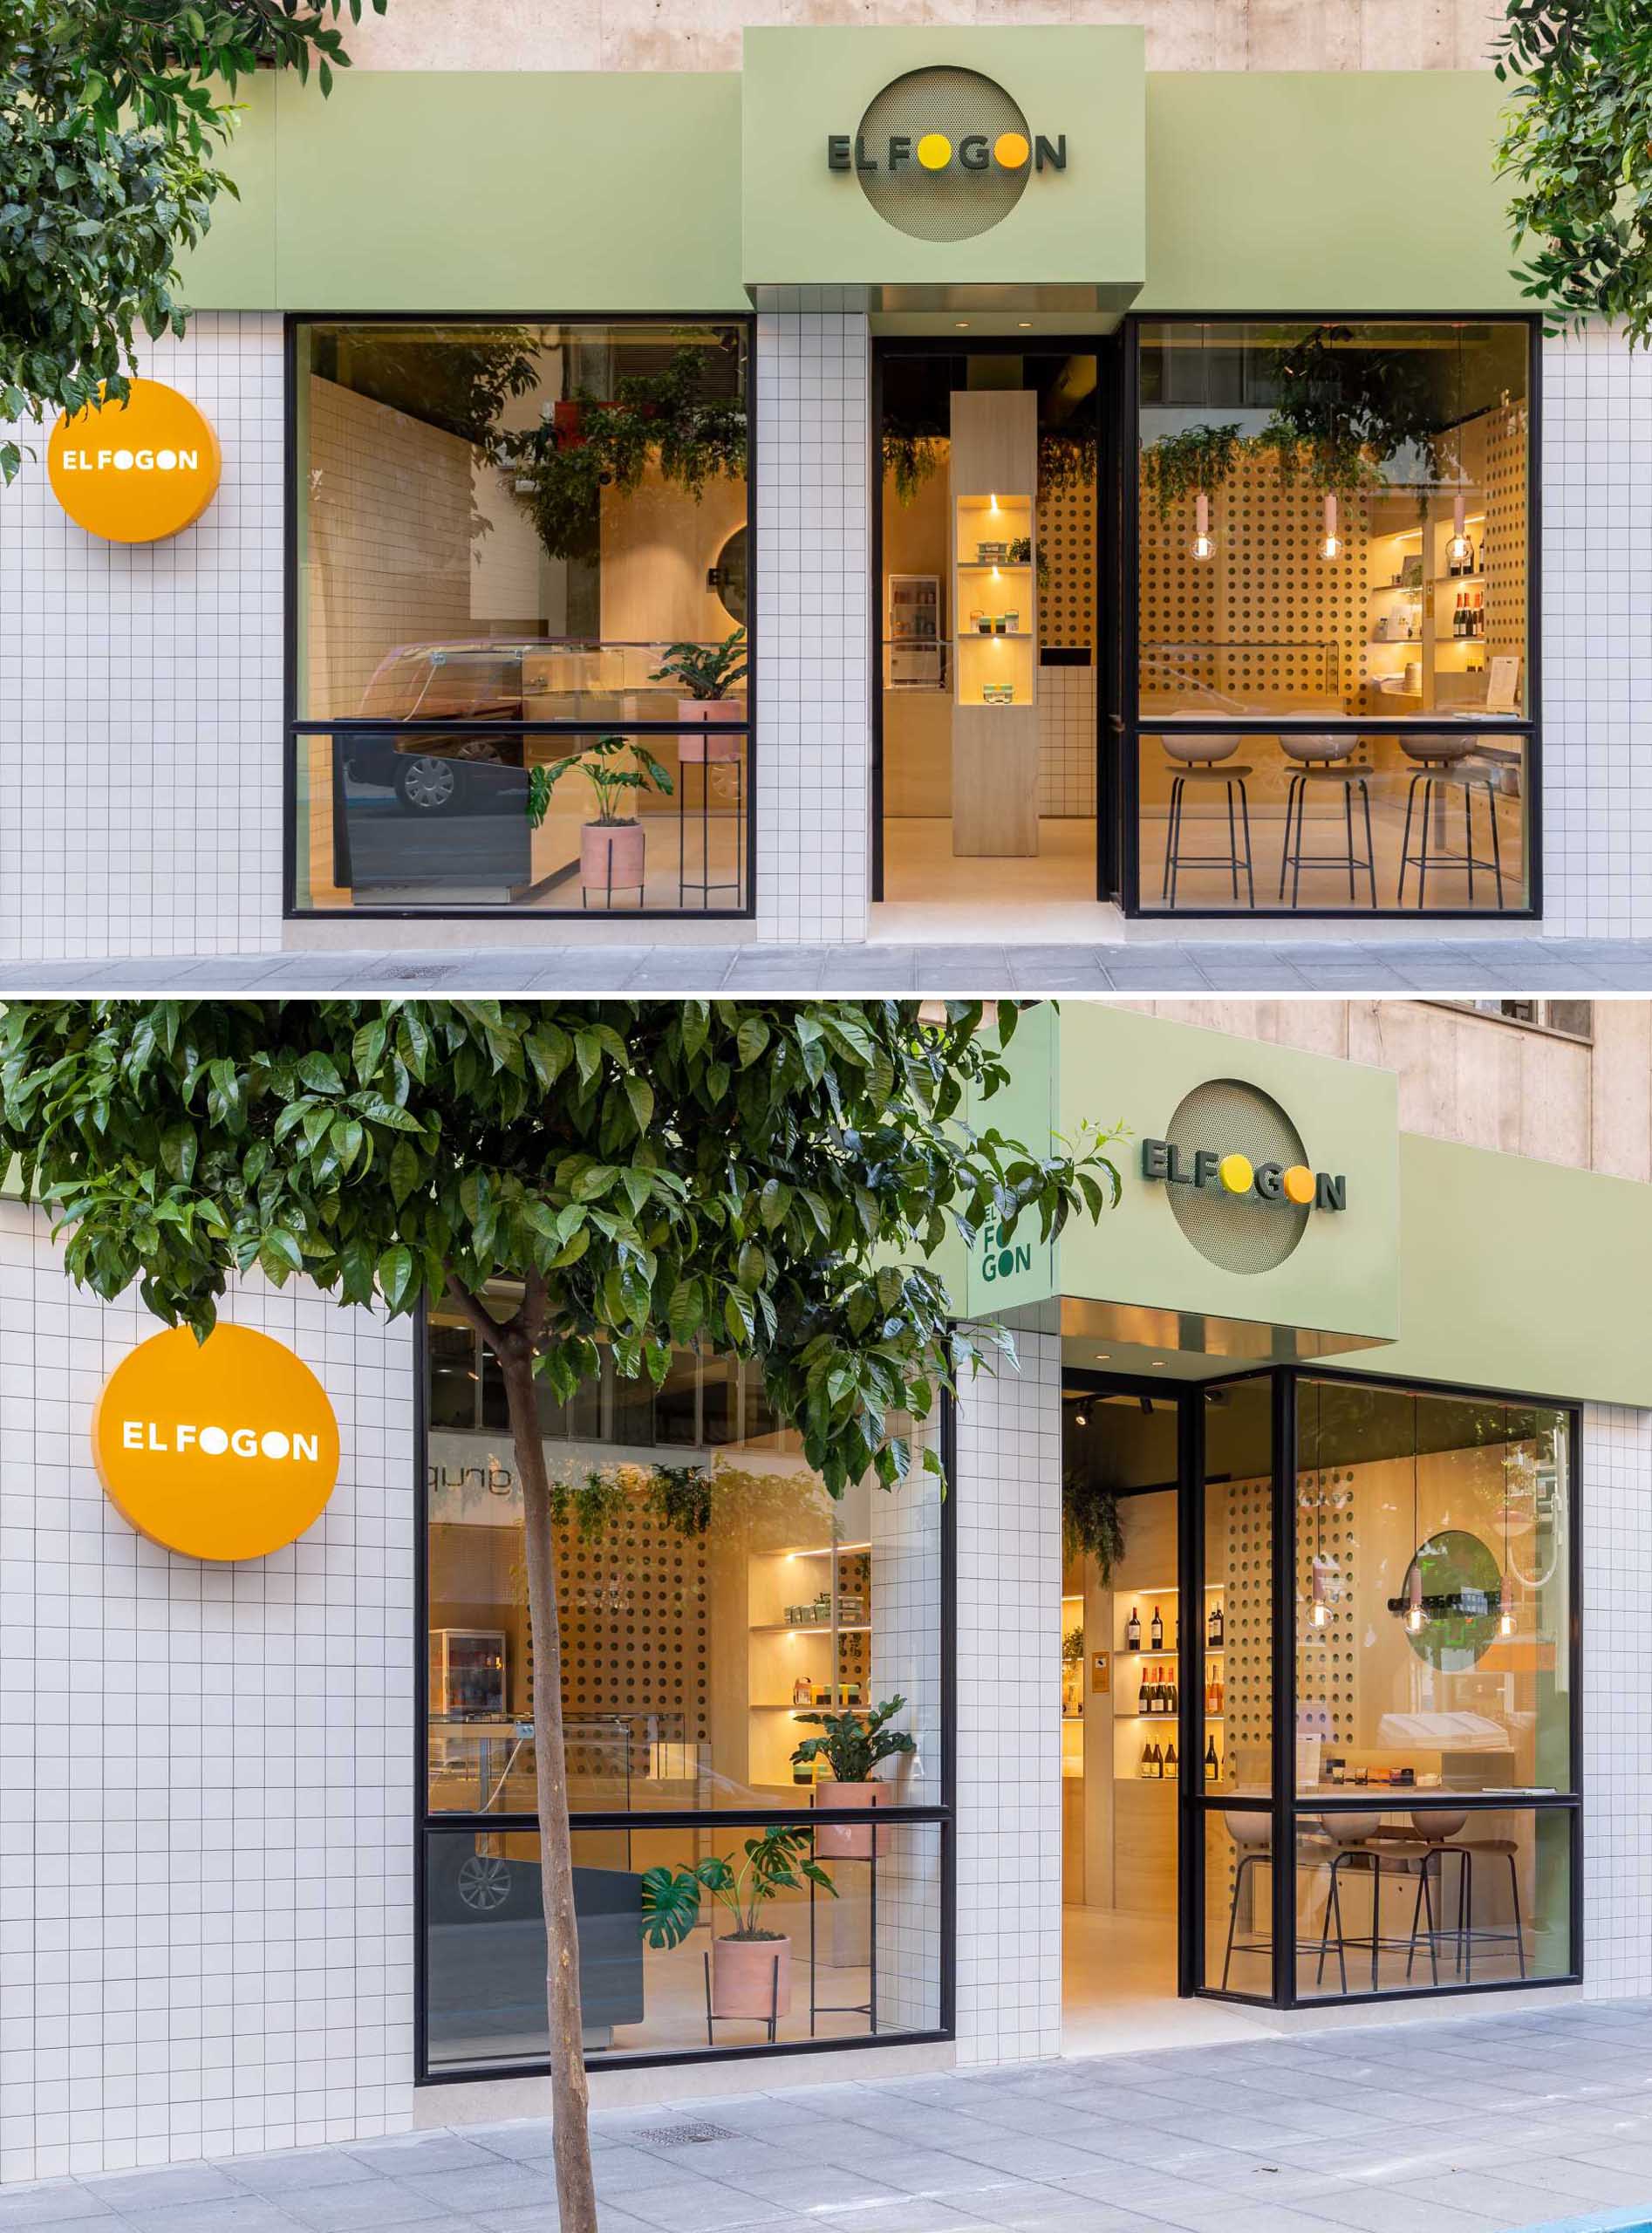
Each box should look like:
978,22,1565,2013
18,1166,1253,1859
1278,736,1376,908
1219,1815,1336,1992
1397,736,1505,911
1163,764,1255,908
1395,1814,1526,1981
1314,1813,1442,1993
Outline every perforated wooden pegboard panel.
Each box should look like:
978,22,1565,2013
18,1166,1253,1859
1038,479,1096,652
1218,1474,1273,1779
546,1508,710,1758
1296,1470,1357,1748
836,1549,870,1694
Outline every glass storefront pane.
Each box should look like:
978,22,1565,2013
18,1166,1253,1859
1293,1804,1572,1998
290,725,747,915
1203,1378,1273,1796
1204,1806,1273,1997
425,1820,943,2071
1294,1381,1572,1800
1137,321,1530,725
1137,729,1529,914
427,1313,943,1813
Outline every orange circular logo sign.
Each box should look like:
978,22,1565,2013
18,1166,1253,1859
92,1325,339,1561
48,379,221,543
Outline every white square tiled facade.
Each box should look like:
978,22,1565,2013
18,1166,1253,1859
1542,323,1652,938
1580,1401,1652,1996
950,1317,1062,2064
754,298,873,944
0,315,285,961
0,1205,418,2183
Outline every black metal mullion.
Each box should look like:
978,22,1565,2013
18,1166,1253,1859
1271,1367,1298,2011
1178,1383,1203,1998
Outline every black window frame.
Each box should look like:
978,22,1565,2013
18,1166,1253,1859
283,310,758,926
1121,311,1543,922
413,1308,958,2086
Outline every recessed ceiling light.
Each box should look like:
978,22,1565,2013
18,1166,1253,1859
1018,320,1033,329
1094,1352,1110,1362
955,320,970,329
1150,1359,1165,1369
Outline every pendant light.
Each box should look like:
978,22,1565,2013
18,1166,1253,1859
1190,324,1216,562
1309,1387,1328,1625
1447,326,1475,571
1319,491,1343,563
1499,1403,1518,1637
1407,1392,1425,1631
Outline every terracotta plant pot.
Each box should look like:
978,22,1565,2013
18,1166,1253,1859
815,1780,888,1860
678,699,743,766
711,1934,790,2020
580,818,645,898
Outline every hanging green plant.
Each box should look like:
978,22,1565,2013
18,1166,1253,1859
1039,423,1098,497
1139,421,1246,522
1252,324,1446,498
501,344,747,563
1062,1470,1125,1583
881,421,947,503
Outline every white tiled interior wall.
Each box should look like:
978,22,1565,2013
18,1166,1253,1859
1541,324,1652,938
754,297,872,943
950,1315,1062,2064
1580,1401,1652,1997
1038,665,1097,819
0,315,284,961
0,1205,418,2183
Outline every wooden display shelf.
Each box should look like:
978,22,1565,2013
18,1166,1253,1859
749,1622,870,1635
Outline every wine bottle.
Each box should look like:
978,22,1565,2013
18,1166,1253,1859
1165,1670,1178,1715
1146,1741,1162,1780
1138,1663,1153,1714
1209,1600,1224,1648
1126,1606,1142,1651
1205,1734,1219,1779
1139,1741,1152,1781
1164,1741,1178,1780
1150,1606,1164,1649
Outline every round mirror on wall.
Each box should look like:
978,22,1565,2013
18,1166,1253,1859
1396,1528,1504,1669
710,527,747,627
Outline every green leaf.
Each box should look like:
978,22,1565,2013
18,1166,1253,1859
388,1137,420,1206
297,1051,344,1096
377,1244,417,1311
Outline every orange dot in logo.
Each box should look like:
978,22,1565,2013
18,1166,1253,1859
994,132,1031,169
1282,1165,1315,1205
917,133,952,170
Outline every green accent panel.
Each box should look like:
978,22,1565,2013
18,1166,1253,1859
173,75,278,308
1055,1007,1401,1349
1369,1134,1652,1408
742,26,1145,297
180,72,747,311
1141,72,1523,312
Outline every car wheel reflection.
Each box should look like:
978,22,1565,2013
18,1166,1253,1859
456,1854,513,1913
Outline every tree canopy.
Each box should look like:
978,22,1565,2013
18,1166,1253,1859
1,0,381,483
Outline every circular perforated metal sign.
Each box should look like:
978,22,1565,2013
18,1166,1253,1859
1164,1079,1311,1274
855,68,1032,242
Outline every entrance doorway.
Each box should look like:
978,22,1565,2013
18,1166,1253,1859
1059,1372,1280,2051
871,341,1118,939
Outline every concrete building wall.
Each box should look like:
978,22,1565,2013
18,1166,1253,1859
0,1206,418,2183
343,0,1505,74
1128,997,1652,1180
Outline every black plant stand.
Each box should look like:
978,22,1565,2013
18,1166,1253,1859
809,1843,878,2037
702,1945,781,2047
678,749,744,909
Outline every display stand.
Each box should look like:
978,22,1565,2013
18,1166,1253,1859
949,388,1040,857
808,1847,878,2036
677,747,744,908
702,1949,781,2047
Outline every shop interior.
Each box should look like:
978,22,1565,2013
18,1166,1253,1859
875,346,1107,939
1059,1364,1571,2039
295,321,750,916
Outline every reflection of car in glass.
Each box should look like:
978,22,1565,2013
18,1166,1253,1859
347,644,531,815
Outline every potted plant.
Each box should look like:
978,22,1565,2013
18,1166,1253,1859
525,732,673,903
649,627,747,768
638,1826,836,2025
1062,1470,1125,1581
789,1696,916,1859
1139,421,1247,522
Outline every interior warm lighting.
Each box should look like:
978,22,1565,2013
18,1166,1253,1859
1094,1352,1110,1362
1075,1409,1088,1428
1448,489,1474,570
1407,1565,1425,1631
1191,490,1215,563
1319,492,1343,562
1499,1606,1517,1638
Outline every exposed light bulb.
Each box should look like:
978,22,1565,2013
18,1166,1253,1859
1191,490,1215,563
1319,492,1343,562
1075,1410,1088,1428
1447,489,1473,570
1312,1599,1328,1629
1499,1606,1516,1638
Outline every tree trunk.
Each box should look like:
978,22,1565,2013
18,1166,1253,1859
499,1351,598,2232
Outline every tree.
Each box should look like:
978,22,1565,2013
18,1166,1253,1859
0,0,384,483
1497,0,1652,345
0,997,1120,2231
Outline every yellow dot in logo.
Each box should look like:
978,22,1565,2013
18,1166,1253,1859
917,133,952,170
994,132,1031,169
1218,1153,1253,1195
1282,1164,1315,1205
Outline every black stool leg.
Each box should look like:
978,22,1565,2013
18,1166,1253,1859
1237,778,1255,907
1507,1853,1526,1978
1399,772,1421,907
1223,1851,1255,1991
1278,774,1298,901
1225,780,1239,903
1486,775,1505,910
1343,782,1356,903
1163,776,1181,904
1417,777,1437,911
1360,777,1377,908
1464,777,1476,907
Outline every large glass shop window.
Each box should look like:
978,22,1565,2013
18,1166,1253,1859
291,321,751,917
1135,320,1533,915
1290,1380,1574,1997
423,1303,946,2071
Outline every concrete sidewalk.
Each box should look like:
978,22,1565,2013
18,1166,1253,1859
10,1998,1652,2231
1,936,1651,994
